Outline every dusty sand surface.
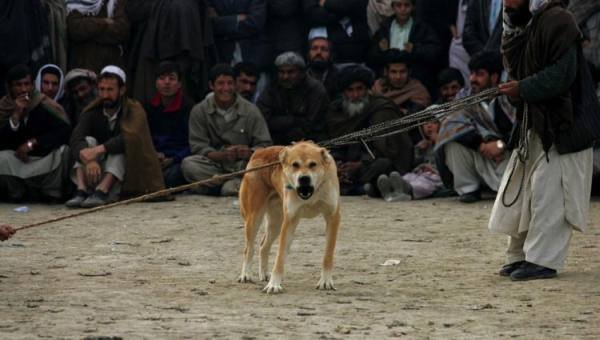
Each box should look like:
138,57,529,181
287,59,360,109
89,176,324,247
1,195,600,339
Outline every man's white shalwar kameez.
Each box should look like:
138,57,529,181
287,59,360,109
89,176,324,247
488,131,592,270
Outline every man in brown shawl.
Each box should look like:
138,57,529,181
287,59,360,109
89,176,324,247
0,65,71,202
488,0,600,281
327,65,414,196
66,66,164,208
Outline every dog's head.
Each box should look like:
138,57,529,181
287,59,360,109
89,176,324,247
279,141,333,200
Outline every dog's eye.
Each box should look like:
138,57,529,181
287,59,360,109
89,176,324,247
308,161,317,168
292,162,300,169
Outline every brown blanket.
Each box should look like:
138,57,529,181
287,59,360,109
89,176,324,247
371,78,431,112
84,97,165,196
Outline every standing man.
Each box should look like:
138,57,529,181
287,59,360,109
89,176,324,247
66,0,130,73
306,29,340,100
145,62,193,188
257,52,329,145
489,0,600,280
66,66,164,208
181,64,272,196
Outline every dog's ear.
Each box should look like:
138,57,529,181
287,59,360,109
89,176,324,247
321,148,332,165
279,147,288,164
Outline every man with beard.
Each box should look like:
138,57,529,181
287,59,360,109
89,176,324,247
257,52,329,145
67,66,164,208
436,51,515,203
233,62,259,102
437,67,465,104
327,65,414,196
181,64,272,196
487,0,600,281
0,64,71,202
63,69,97,125
306,29,339,100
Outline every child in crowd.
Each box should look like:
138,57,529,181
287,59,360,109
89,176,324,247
377,119,444,201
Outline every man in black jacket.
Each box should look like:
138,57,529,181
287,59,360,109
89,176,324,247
0,65,71,202
256,52,329,145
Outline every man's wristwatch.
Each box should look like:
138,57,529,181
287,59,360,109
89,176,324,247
496,139,505,151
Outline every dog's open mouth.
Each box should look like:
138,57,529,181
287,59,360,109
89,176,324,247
296,186,314,200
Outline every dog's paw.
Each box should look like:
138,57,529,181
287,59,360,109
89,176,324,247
238,273,254,283
316,277,336,291
263,281,284,294
258,272,270,282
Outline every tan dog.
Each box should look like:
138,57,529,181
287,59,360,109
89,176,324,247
238,141,341,294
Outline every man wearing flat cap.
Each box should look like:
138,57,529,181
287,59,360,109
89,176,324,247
67,65,165,208
63,68,98,125
327,65,414,196
257,52,329,145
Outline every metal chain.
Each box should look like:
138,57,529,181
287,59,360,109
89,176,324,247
319,88,499,148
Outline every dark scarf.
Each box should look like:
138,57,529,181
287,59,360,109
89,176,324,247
502,0,582,152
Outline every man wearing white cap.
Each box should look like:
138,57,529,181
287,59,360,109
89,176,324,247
67,65,164,208
306,28,340,100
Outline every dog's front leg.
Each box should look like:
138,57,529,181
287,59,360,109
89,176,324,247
317,206,340,290
263,215,298,294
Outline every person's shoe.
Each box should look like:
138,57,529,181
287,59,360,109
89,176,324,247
498,260,525,277
459,190,481,203
65,190,89,208
377,174,411,202
80,190,110,208
389,172,412,200
363,183,379,198
510,262,557,281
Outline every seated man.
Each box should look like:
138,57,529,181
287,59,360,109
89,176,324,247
257,52,329,145
35,64,65,103
181,64,272,196
63,68,97,125
233,62,259,102
436,51,515,203
371,50,431,115
66,66,164,208
327,65,414,196
0,64,71,202
437,67,465,104
145,62,193,188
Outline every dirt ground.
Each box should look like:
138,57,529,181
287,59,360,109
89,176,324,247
1,194,600,339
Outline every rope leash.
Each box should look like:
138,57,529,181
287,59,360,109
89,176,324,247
13,88,501,232
15,161,280,231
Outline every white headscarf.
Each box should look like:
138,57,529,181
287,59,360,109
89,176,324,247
66,0,118,18
35,64,65,101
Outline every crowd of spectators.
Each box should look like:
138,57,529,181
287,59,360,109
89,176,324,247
1,0,599,207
